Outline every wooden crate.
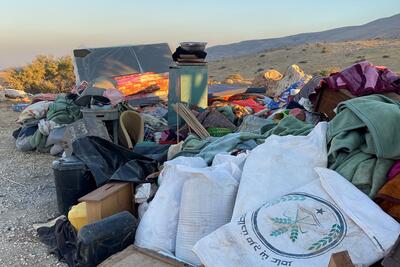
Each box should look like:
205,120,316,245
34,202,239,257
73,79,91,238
79,182,134,224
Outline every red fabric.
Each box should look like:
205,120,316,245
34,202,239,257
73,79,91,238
388,161,400,180
231,98,266,113
31,93,58,104
323,61,400,96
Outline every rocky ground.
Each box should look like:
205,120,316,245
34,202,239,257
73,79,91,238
0,101,66,266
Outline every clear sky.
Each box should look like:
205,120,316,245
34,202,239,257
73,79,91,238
1,0,399,69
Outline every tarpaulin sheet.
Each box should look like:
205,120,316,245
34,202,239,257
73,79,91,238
72,136,158,186
73,43,173,83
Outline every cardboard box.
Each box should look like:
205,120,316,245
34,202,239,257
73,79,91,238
328,251,355,267
314,89,400,120
79,182,134,224
314,89,353,120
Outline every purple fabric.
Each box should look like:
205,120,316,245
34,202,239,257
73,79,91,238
388,161,400,180
324,61,400,96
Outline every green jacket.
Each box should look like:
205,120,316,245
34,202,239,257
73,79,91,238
328,95,400,198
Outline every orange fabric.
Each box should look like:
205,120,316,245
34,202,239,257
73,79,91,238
375,174,400,221
113,72,169,96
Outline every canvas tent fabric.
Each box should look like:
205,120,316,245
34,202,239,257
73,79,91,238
73,43,173,83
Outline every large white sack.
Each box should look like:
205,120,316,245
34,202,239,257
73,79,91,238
232,122,327,220
193,168,400,267
134,156,207,254
175,154,247,265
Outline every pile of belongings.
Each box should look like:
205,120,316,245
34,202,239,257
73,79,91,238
252,64,312,110
11,72,174,155
12,94,82,154
172,42,207,63
33,60,400,267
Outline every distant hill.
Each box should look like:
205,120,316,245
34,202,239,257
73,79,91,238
207,14,400,60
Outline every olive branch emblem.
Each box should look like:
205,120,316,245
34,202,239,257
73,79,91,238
308,224,342,251
269,208,313,242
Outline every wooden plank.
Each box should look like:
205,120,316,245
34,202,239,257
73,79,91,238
99,245,193,267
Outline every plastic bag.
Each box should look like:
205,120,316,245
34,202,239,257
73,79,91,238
134,183,156,204
232,122,327,220
193,168,400,267
72,136,158,186
103,88,124,106
45,126,66,147
63,118,111,157
16,135,35,151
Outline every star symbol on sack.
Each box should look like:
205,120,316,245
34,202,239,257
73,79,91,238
316,208,325,215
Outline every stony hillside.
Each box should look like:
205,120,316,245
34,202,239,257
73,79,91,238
207,13,400,60
208,39,400,82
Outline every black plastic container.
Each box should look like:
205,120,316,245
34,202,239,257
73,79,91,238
76,211,138,266
52,156,96,215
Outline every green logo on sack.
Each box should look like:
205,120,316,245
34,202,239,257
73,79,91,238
251,193,346,259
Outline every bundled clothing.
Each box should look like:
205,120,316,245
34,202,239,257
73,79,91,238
327,95,400,198
322,61,400,96
30,95,82,150
47,95,82,124
172,46,207,62
175,115,313,164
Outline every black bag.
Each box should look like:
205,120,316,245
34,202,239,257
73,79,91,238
72,136,159,186
76,211,138,267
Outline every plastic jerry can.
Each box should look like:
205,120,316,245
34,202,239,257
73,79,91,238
52,156,96,215
68,202,89,231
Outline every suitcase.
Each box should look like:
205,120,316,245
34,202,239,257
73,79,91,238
52,156,96,214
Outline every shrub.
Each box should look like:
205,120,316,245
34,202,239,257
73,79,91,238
382,55,390,58
321,47,327,53
4,55,75,94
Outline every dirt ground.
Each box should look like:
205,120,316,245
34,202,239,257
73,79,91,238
0,101,66,266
